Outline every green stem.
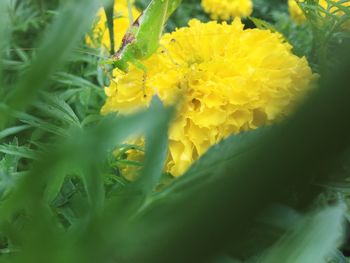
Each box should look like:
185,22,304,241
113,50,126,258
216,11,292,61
104,0,115,54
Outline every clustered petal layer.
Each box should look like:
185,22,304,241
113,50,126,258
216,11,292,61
201,0,253,20
86,0,140,50
288,0,350,24
101,18,316,177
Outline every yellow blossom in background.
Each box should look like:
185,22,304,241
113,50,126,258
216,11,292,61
201,0,253,20
288,0,350,24
86,0,140,51
102,18,315,177
288,0,306,23
114,140,144,181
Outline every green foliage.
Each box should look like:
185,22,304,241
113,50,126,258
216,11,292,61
269,12,313,58
252,0,287,21
293,0,350,71
0,0,350,262
256,205,345,263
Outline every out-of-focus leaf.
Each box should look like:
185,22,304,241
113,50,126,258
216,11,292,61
212,255,242,263
0,97,172,215
255,205,345,263
133,97,173,196
0,0,11,88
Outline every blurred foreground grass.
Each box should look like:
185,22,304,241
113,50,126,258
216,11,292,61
1,0,350,262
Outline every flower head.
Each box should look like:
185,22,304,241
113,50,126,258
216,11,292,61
201,0,253,20
102,19,315,177
86,0,140,51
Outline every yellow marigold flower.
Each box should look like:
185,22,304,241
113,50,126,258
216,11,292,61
288,0,306,23
101,18,315,177
86,0,140,51
288,0,350,24
114,140,144,181
201,0,253,20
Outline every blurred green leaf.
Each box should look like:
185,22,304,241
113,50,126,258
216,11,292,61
133,97,173,196
0,0,11,90
256,205,345,263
